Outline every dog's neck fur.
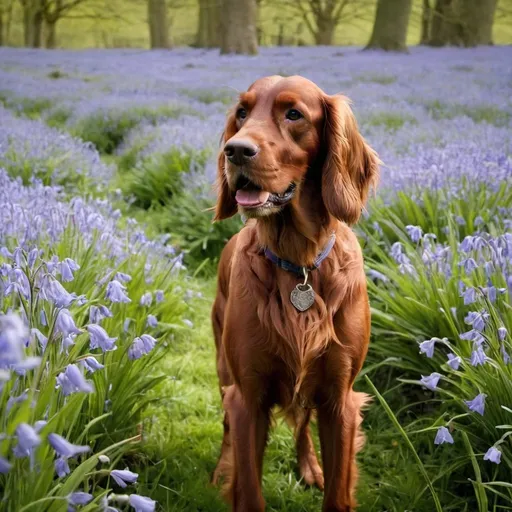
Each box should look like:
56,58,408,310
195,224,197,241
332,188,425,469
255,179,337,267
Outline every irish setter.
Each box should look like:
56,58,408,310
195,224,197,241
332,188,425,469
211,75,379,512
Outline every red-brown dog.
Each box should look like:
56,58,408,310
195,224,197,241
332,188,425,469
211,75,379,512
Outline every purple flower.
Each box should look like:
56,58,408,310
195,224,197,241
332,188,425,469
115,272,132,283
13,423,41,458
465,393,486,416
129,494,156,512
0,313,29,368
419,337,439,358
48,433,91,458
155,290,164,303
460,329,485,345
464,311,490,332
89,305,113,324
56,364,94,395
60,258,80,282
55,456,70,477
87,324,117,352
40,310,48,326
128,334,157,360
40,276,77,308
31,328,48,350
80,356,104,373
470,346,488,366
462,258,478,275
461,287,476,305
406,225,423,243
0,456,12,474
139,292,152,307
147,314,158,328
105,280,131,303
68,492,93,507
123,318,131,332
447,353,461,370
434,426,454,445
111,469,138,488
420,372,441,391
498,327,508,341
483,446,501,464
501,344,510,364
54,309,81,338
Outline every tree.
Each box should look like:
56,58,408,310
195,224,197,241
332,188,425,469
428,0,497,47
42,0,92,48
365,0,412,51
220,0,258,55
147,0,170,48
277,0,372,46
420,0,431,44
195,0,220,47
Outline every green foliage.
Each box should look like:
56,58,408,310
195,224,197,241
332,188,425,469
180,88,237,105
366,112,417,131
425,100,511,126
357,73,397,85
151,188,243,276
71,105,199,154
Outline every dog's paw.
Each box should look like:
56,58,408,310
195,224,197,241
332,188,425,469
299,451,324,490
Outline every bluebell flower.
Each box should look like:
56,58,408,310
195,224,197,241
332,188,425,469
40,310,48,326
0,313,28,369
60,258,80,282
147,314,158,328
87,324,117,352
483,261,494,277
89,304,113,324
68,492,93,508
462,257,478,275
155,290,164,303
111,468,138,488
434,426,454,445
470,346,488,366
465,393,486,416
40,276,77,308
461,287,476,305
139,292,152,307
27,248,39,269
459,329,485,345
105,280,131,303
464,311,490,332
115,272,132,283
420,372,441,391
128,334,157,360
500,344,510,364
123,318,132,332
55,456,70,477
0,456,12,474
498,327,508,341
80,356,104,373
447,353,461,370
55,309,81,338
454,215,466,226
61,334,76,355
129,494,156,512
34,420,47,433
13,423,41,458
56,364,94,395
406,225,422,243
6,391,29,413
483,446,501,464
48,433,91,458
5,268,31,299
419,338,438,358
474,216,484,226
31,328,48,350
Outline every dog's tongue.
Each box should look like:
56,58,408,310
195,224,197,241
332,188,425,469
235,189,270,206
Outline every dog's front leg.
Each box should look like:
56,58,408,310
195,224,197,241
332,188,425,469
223,385,270,512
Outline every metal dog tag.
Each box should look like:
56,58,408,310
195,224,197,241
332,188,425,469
290,284,315,312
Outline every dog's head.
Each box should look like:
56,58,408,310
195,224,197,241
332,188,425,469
214,75,379,225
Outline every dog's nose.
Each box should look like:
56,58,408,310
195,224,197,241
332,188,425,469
224,139,259,165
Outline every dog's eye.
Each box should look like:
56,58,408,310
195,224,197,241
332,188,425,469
236,108,247,120
285,109,303,121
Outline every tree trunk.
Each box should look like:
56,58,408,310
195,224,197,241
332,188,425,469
220,0,258,55
0,5,4,46
314,17,336,45
195,0,220,47
23,5,33,46
147,0,170,49
22,0,44,48
428,0,460,46
32,6,43,47
45,19,57,48
420,0,431,44
4,0,14,44
365,0,413,51
459,0,497,46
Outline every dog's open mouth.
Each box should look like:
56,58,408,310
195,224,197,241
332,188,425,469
234,175,296,209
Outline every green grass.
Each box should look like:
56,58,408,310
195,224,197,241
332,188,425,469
425,100,511,127
366,112,417,131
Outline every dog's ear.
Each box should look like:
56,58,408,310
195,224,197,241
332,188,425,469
321,95,380,225
214,110,239,221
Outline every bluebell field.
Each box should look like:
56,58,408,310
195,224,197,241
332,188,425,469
0,45,511,511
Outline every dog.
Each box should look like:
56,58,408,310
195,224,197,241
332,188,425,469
211,75,379,512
